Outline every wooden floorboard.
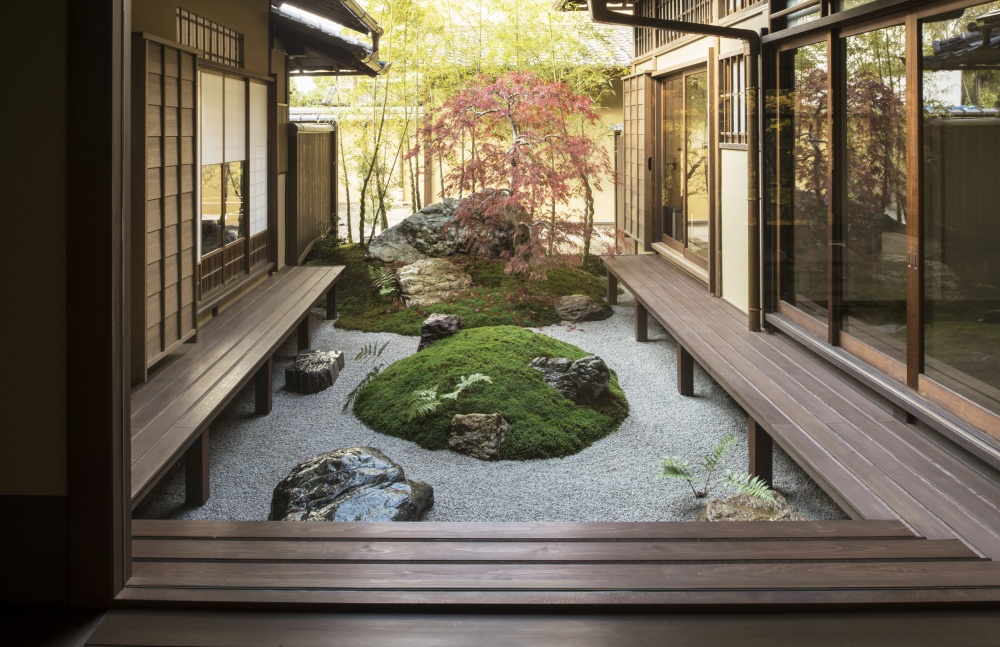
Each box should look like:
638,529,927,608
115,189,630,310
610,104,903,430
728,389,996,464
605,255,1000,560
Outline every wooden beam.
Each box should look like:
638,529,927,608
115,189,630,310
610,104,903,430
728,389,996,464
677,343,694,396
297,317,310,351
255,357,273,416
326,283,338,320
635,302,648,342
749,418,773,488
184,430,210,506
607,273,618,306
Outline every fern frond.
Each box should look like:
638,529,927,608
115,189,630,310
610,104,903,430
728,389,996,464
719,470,776,503
406,388,442,421
456,373,493,390
702,434,736,472
659,457,695,482
342,366,382,412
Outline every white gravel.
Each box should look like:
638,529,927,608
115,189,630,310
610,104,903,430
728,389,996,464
134,289,848,523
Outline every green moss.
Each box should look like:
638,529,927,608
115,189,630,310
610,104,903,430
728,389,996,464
353,326,629,460
304,240,612,335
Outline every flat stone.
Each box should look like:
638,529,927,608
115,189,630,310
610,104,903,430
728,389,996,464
285,350,345,394
269,447,434,522
418,313,462,352
448,413,508,460
530,355,610,404
698,491,806,522
398,258,473,308
555,294,606,322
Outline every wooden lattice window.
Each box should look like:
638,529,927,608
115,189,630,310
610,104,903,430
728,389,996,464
177,7,244,68
721,0,755,17
634,0,715,57
719,54,747,145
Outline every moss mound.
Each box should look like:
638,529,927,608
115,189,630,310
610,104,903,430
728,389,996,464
305,242,612,335
353,326,629,460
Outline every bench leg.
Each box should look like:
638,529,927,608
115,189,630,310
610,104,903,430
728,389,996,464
892,404,916,424
607,273,618,306
326,283,338,320
297,318,310,352
635,302,648,342
255,357,273,415
748,418,773,488
185,429,210,506
677,343,694,396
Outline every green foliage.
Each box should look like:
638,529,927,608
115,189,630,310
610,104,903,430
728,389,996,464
405,373,492,421
660,435,775,502
353,326,628,459
304,244,612,334
368,265,400,300
342,340,391,413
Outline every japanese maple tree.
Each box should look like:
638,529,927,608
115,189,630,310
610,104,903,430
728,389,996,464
414,71,615,276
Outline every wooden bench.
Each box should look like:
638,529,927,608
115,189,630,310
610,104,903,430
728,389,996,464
604,254,1000,560
130,266,344,508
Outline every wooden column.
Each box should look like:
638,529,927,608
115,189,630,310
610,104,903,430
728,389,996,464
677,343,694,396
326,284,338,320
635,302,648,342
893,404,916,424
748,418,773,488
255,357,273,415
607,273,618,306
185,429,210,506
297,317,310,351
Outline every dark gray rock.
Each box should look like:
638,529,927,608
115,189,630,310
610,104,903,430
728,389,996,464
698,491,805,522
269,447,434,522
530,355,610,404
285,350,345,394
418,314,462,352
365,200,464,264
448,413,508,460
555,294,607,322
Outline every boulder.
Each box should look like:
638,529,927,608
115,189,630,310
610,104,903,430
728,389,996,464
366,200,464,264
398,258,473,308
418,313,462,352
284,350,345,394
698,491,805,522
555,294,607,322
448,413,508,460
877,255,964,301
269,447,434,522
530,355,610,404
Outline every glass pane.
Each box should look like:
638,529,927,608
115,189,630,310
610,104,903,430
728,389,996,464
224,161,245,244
922,2,1000,413
843,24,907,364
660,77,683,243
685,72,709,260
201,164,224,255
779,42,829,321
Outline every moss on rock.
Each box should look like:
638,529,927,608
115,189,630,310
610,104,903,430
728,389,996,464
353,326,629,460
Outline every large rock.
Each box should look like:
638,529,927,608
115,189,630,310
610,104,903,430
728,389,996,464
877,255,964,301
365,200,464,264
698,491,805,522
398,258,473,308
555,294,606,322
448,413,508,461
418,313,462,352
284,350,345,394
530,355,610,404
269,447,434,522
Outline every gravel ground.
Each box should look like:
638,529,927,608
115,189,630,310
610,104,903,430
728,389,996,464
135,289,848,523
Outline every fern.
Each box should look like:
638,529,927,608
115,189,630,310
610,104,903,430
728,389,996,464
355,340,389,362
343,365,382,413
405,374,493,421
719,470,776,503
368,265,399,300
659,435,775,503
344,339,390,413
660,457,700,498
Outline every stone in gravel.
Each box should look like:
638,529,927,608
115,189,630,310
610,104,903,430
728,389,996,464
417,313,462,352
269,447,434,522
555,294,606,322
365,200,464,264
448,413,508,461
398,258,473,308
530,355,610,404
698,491,806,522
284,350,345,394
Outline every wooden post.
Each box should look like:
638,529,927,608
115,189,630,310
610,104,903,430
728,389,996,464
892,404,916,424
297,317,310,351
635,302,648,342
255,357,273,415
607,273,618,306
185,429,210,506
677,343,694,396
748,418,773,488
326,283,338,319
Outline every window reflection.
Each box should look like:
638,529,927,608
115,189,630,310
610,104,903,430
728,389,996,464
842,24,907,363
201,164,224,255
685,72,709,260
922,2,1000,412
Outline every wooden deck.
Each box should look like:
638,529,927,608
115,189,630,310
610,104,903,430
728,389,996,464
603,254,1000,560
130,266,344,506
